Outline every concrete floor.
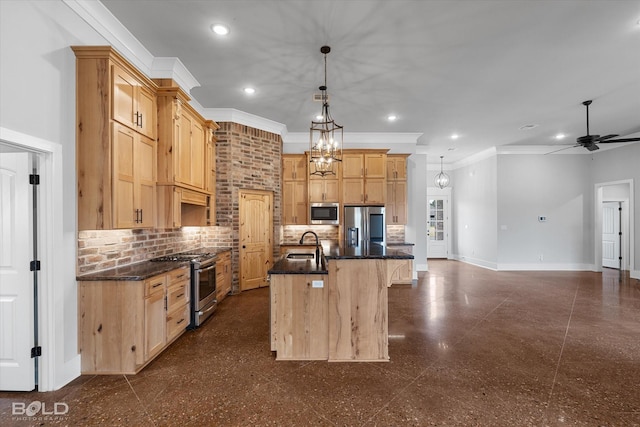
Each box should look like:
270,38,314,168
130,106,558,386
1,260,639,426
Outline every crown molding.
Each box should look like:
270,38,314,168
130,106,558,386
196,107,289,135
64,0,200,92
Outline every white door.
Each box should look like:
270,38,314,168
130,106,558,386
0,151,35,391
427,196,448,258
602,202,621,269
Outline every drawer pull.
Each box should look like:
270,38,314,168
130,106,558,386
152,282,163,288
177,319,185,325
175,274,185,279
176,293,184,298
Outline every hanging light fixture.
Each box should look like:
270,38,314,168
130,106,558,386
434,156,450,189
309,46,343,176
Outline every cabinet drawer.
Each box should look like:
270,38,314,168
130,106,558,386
167,281,189,313
168,266,190,285
145,274,166,296
167,304,189,342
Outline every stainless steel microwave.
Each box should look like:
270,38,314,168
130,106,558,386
310,203,339,225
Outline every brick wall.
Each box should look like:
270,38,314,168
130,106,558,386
77,227,233,275
281,225,339,244
215,122,283,292
386,225,406,244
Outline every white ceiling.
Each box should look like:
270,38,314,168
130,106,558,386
100,0,640,162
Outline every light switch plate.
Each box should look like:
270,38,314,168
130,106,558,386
311,280,324,288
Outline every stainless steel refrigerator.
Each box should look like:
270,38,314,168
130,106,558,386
343,206,386,247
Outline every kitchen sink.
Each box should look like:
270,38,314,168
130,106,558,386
286,253,316,260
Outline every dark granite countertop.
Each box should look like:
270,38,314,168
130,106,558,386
269,242,413,275
77,247,232,281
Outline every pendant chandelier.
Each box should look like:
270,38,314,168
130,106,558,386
434,156,450,189
309,46,343,176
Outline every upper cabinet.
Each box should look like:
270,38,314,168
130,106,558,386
283,155,308,181
112,64,157,139
342,150,388,205
73,46,158,230
282,154,308,225
155,81,219,227
386,154,409,225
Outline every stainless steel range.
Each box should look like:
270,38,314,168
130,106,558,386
151,251,217,328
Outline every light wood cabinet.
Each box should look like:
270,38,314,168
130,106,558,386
78,266,190,374
282,155,308,225
270,274,328,360
385,155,409,225
341,150,387,205
112,63,157,139
144,275,166,361
216,250,232,302
113,123,157,228
283,155,307,181
388,257,413,284
73,46,158,230
155,81,219,227
283,180,308,225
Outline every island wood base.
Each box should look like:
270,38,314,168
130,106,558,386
270,258,407,362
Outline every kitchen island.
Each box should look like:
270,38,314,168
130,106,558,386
268,243,413,362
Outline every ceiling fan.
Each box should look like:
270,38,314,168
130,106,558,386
548,100,640,154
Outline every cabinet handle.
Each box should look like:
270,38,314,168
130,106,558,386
177,318,185,325
152,282,163,288
175,274,185,279
139,209,143,223
176,293,184,298
139,113,143,128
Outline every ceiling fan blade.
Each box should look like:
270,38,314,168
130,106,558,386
544,145,579,155
598,137,640,144
595,134,618,142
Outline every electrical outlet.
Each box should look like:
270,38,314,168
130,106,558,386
311,280,324,288
539,254,544,261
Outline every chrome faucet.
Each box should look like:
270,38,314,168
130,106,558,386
299,231,321,266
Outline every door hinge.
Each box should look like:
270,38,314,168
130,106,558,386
31,346,42,358
29,174,40,185
30,260,41,271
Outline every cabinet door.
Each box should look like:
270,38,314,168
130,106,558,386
144,290,166,360
393,181,407,224
364,178,385,204
308,179,325,203
283,155,307,181
364,154,386,178
342,154,364,178
343,178,364,204
386,181,396,224
137,135,156,228
113,124,136,228
112,65,137,130
386,157,406,181
137,85,157,139
176,111,193,185
283,180,307,224
191,121,206,189
323,179,340,202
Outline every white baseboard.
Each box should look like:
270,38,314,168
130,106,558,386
51,355,81,392
450,254,498,270
631,270,640,280
497,263,595,271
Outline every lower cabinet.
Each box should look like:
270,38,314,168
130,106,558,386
216,250,232,302
78,266,190,374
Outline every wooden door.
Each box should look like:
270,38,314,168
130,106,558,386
191,121,205,189
176,111,193,186
239,189,273,291
364,178,386,204
342,153,363,178
282,181,307,225
136,134,156,228
136,85,156,139
342,178,364,204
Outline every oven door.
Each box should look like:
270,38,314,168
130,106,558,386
193,262,217,327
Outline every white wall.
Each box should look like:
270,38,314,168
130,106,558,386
0,0,107,390
450,155,498,269
406,154,428,273
591,143,640,277
496,154,593,269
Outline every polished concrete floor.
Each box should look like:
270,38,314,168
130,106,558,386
1,260,639,426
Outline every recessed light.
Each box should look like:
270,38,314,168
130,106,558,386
211,24,230,36
555,133,566,140
243,87,255,95
450,133,459,140
519,124,538,130
387,115,397,121
447,147,457,151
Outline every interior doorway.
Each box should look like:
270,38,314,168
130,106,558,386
594,180,633,273
602,201,621,269
238,189,273,291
